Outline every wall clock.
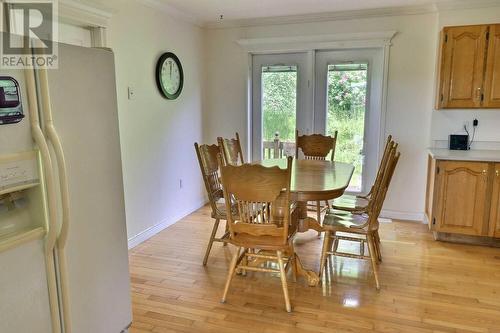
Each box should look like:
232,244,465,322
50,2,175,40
156,52,184,99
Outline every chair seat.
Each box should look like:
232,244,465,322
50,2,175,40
322,210,371,234
332,195,369,211
228,233,293,251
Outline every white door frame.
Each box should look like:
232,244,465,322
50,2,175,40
314,49,384,194
240,31,396,163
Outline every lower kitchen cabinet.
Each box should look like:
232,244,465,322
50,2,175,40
426,156,500,243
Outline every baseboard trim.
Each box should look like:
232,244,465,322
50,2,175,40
128,198,208,249
380,209,424,222
127,204,424,248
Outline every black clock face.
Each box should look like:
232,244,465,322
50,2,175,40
156,52,184,99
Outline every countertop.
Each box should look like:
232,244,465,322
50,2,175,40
428,148,500,162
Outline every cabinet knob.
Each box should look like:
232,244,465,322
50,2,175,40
482,169,487,175
496,170,499,177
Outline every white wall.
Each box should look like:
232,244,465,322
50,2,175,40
76,3,500,239
431,7,500,149
106,1,206,242
204,13,439,220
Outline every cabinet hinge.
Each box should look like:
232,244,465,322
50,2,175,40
481,93,484,102
436,166,440,174
486,31,490,40
440,94,444,102
432,218,436,225
444,34,448,43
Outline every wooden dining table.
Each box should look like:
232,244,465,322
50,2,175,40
256,158,354,286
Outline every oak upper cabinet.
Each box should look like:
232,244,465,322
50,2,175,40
489,163,500,237
483,25,500,108
437,24,500,109
433,161,490,236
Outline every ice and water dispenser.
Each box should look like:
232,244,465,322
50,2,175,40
0,77,24,125
0,75,44,245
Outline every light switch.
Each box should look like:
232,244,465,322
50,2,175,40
127,86,135,100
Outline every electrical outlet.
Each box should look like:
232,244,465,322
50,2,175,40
473,118,478,127
127,86,135,100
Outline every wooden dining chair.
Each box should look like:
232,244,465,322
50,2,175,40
319,146,400,290
218,132,244,166
331,136,397,250
194,142,232,266
295,129,338,230
219,156,298,312
332,135,396,214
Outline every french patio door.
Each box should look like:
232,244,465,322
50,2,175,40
251,49,383,194
251,53,312,160
315,49,384,193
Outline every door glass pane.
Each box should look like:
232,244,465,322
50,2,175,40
326,63,368,192
261,65,297,159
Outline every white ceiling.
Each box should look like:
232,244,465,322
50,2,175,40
153,0,461,24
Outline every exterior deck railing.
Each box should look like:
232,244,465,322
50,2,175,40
262,133,295,159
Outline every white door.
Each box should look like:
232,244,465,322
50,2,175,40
314,49,384,193
251,53,312,160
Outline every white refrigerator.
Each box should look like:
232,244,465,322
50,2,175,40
0,37,132,333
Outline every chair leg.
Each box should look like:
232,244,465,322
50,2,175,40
316,201,322,237
221,247,241,303
374,236,382,263
367,235,380,291
289,242,297,283
319,231,331,278
324,200,331,209
276,250,292,313
332,232,339,253
241,248,248,276
374,230,382,262
203,218,220,266
223,221,229,247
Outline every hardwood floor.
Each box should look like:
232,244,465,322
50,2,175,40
129,205,500,333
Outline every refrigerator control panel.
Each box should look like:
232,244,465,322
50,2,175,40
0,77,24,125
0,151,39,194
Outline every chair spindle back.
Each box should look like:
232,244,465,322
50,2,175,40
366,135,395,197
366,146,400,230
194,143,224,216
219,156,294,244
295,130,338,161
218,132,244,166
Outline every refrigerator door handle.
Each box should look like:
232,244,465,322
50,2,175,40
37,65,73,333
24,66,62,333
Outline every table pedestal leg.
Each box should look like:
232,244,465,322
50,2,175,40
294,254,320,287
297,201,323,233
242,249,320,287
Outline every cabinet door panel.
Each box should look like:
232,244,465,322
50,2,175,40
435,161,489,235
489,164,500,237
440,26,488,108
483,25,500,108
